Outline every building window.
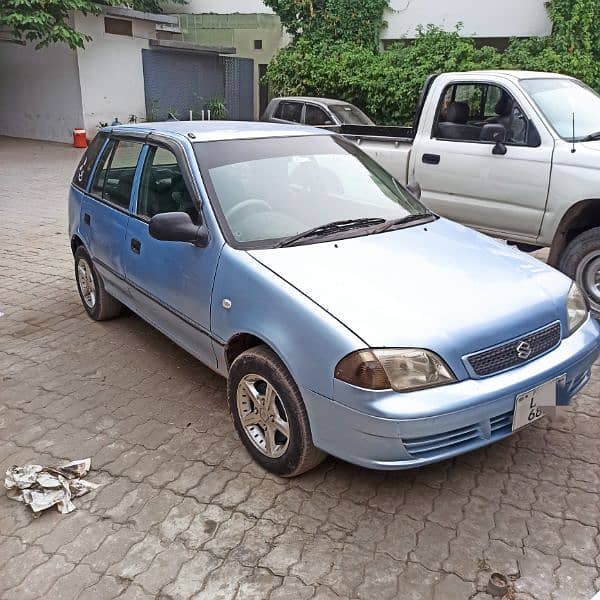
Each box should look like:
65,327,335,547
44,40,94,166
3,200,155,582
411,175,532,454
253,39,263,50
104,17,133,37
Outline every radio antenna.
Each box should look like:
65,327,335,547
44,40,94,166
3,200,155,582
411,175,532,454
571,112,576,153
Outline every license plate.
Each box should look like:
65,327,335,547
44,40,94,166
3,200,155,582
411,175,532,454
512,375,566,431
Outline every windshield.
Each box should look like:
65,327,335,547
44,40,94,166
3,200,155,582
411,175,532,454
521,77,600,140
194,135,427,248
329,104,374,125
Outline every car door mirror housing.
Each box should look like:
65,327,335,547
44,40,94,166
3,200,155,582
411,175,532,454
481,124,507,156
149,212,208,247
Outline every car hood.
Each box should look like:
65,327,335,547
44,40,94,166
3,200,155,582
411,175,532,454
248,219,570,378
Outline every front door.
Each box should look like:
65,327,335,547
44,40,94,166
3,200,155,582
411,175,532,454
413,81,553,240
82,138,144,299
124,142,220,370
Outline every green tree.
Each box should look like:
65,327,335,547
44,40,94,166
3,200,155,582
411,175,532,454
0,0,184,50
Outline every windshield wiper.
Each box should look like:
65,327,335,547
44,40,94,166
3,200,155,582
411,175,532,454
277,218,385,248
580,131,600,142
374,213,436,233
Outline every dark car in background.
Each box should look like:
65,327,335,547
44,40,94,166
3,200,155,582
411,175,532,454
261,97,374,127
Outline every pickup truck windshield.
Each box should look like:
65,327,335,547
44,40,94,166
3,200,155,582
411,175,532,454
521,78,600,141
194,135,426,248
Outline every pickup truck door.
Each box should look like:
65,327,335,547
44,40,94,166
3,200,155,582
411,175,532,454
412,80,554,240
124,141,220,370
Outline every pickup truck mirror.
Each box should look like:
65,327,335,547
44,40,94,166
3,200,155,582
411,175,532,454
481,124,507,156
149,212,208,247
407,181,422,200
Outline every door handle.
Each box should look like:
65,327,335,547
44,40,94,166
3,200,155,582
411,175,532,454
84,213,91,225
131,238,141,254
422,153,440,165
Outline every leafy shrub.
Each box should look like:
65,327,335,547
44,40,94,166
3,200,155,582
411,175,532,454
265,0,600,125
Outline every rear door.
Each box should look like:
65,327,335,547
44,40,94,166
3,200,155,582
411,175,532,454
81,137,145,299
413,80,553,240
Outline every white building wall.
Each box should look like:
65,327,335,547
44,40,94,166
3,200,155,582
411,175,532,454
0,41,84,143
74,13,151,134
175,0,273,14
383,0,552,39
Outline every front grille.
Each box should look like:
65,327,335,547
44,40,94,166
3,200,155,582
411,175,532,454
466,322,561,377
403,410,514,459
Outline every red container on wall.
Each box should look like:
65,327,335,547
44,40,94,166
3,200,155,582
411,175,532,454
73,129,87,148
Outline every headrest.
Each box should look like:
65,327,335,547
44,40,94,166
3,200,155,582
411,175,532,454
494,93,513,116
446,102,469,124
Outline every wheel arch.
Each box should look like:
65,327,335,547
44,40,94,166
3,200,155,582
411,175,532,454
71,234,85,256
548,199,600,267
224,332,274,372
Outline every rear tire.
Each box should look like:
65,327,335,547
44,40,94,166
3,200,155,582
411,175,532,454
227,345,326,477
74,246,122,321
558,227,600,315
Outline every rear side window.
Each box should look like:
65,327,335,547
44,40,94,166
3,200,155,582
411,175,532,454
72,134,106,190
90,139,143,210
305,105,331,126
274,101,302,122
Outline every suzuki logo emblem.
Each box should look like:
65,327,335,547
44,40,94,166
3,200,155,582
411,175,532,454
516,341,532,360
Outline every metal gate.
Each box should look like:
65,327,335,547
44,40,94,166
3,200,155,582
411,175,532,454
142,48,254,121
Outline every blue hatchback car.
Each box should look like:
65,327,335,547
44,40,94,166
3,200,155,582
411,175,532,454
69,121,600,476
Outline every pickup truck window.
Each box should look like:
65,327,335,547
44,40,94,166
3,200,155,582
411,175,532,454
521,78,600,141
90,139,143,210
194,135,426,248
436,82,527,145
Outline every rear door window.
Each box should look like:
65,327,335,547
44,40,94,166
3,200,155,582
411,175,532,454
90,139,143,210
305,105,331,126
72,133,106,190
275,101,303,123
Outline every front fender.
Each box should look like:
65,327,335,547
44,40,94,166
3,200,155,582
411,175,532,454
210,245,365,397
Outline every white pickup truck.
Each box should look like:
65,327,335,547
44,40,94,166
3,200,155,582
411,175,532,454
331,70,600,313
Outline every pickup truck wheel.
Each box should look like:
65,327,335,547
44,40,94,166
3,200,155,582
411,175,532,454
74,247,122,321
558,227,600,314
228,345,326,477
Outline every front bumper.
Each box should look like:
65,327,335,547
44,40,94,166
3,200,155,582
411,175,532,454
303,316,600,470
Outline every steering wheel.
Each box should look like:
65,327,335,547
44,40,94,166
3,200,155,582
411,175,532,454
226,199,271,222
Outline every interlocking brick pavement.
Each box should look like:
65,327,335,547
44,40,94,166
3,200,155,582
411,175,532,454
1,135,600,599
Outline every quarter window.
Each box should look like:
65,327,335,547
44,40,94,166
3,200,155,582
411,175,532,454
137,146,198,222
73,133,106,190
90,139,143,210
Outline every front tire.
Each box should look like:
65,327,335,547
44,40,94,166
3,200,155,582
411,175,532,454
227,345,326,477
74,246,122,321
558,227,600,315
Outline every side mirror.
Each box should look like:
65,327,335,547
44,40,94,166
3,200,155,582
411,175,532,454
149,212,208,247
481,124,507,156
407,181,422,200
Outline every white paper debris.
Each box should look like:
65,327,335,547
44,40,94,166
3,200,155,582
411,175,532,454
4,458,99,516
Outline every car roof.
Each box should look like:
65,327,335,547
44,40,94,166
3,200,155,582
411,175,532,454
449,69,573,81
104,120,330,142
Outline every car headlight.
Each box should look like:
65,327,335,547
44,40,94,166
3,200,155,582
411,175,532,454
334,348,456,392
567,282,588,335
